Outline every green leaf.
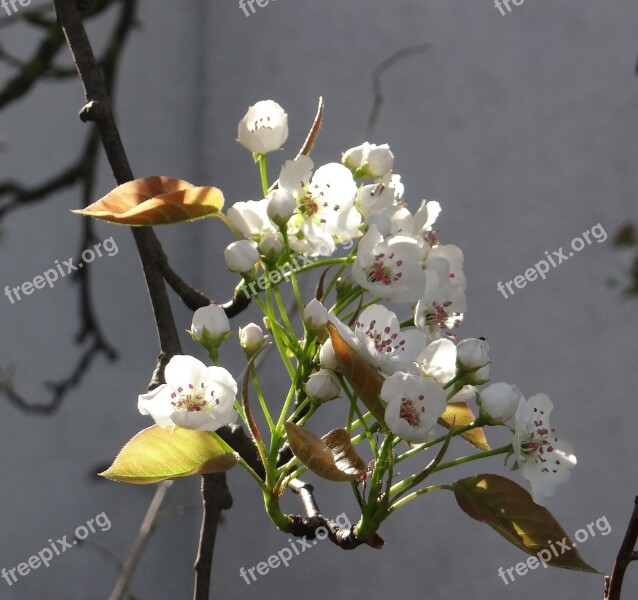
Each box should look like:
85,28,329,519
439,402,490,451
72,176,224,225
285,423,366,482
453,474,599,573
99,425,238,484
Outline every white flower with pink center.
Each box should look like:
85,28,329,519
138,355,237,432
415,256,466,338
279,156,360,256
511,394,576,506
354,305,428,375
352,225,426,303
381,372,447,443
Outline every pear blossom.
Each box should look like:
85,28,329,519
224,240,259,273
319,338,339,371
381,371,446,443
190,304,231,351
138,355,237,431
303,298,328,335
457,338,490,370
511,394,576,505
343,142,394,178
352,225,426,303
355,175,398,218
239,323,265,357
353,305,428,375
258,233,283,263
266,188,297,225
306,369,341,403
237,100,288,154
227,199,277,242
279,156,360,256
477,382,522,424
417,338,457,384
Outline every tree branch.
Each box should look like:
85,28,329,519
605,495,638,600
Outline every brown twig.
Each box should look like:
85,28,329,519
604,496,638,600
109,481,174,600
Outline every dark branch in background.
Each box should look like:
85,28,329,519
52,3,235,599
365,43,430,140
0,1,132,413
604,496,638,600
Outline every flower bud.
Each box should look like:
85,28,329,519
303,298,328,336
335,276,353,300
305,369,341,403
364,144,394,178
468,363,490,385
319,338,339,370
258,234,283,264
224,240,259,273
267,189,296,226
477,382,522,424
343,142,394,178
237,100,288,155
190,303,231,348
457,338,490,371
239,322,265,357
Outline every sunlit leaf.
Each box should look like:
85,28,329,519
99,425,238,484
453,474,599,573
326,321,386,423
439,402,490,451
285,423,365,482
72,176,224,225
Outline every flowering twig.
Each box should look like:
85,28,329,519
604,496,638,600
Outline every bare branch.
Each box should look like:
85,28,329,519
605,495,638,600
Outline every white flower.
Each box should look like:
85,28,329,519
266,188,297,225
381,372,446,443
224,240,259,273
306,369,341,403
457,338,490,370
417,338,457,384
237,100,288,154
352,225,426,303
356,178,396,218
303,298,328,335
279,156,361,256
353,305,428,375
343,142,394,178
477,382,522,424
138,355,237,431
227,199,277,242
512,394,576,505
319,338,339,370
190,304,230,348
239,323,265,356
258,234,283,263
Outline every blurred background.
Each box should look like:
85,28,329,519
1,1,637,598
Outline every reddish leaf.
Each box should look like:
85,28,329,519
72,176,224,225
285,423,365,482
326,321,385,423
439,402,490,451
454,474,599,573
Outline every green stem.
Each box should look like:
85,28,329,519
388,485,452,513
258,154,269,197
210,432,266,492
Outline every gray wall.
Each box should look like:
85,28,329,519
1,1,637,598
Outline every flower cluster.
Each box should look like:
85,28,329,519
134,98,577,546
